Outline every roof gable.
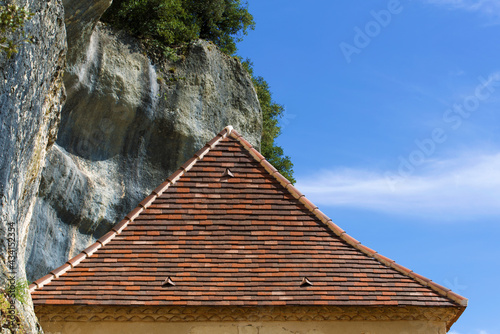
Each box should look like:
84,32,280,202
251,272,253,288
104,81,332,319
30,127,466,313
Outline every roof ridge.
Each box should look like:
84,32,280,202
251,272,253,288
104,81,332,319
29,127,233,293
228,129,468,310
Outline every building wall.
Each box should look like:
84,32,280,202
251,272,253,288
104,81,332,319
40,320,447,334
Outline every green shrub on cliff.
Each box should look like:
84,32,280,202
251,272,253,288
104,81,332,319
0,3,33,58
101,0,254,55
186,0,254,55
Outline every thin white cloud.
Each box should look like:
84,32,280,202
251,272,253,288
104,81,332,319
448,330,493,334
425,0,500,17
296,152,500,220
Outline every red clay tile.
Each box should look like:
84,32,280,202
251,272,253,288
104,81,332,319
194,145,211,159
219,127,231,137
357,244,377,257
313,209,331,224
139,194,157,208
50,263,71,278
152,181,171,196
375,254,396,266
410,272,430,283
238,138,253,150
111,219,130,234
447,291,468,306
248,148,265,162
285,184,304,200
165,169,184,184
393,263,413,275
206,135,223,148
125,207,143,221
97,231,116,246
229,129,242,139
82,243,101,257
428,281,451,293
47,299,74,305
33,274,54,289
261,160,278,175
272,171,291,188
181,157,198,171
342,234,361,246
300,197,317,212
30,127,466,313
67,253,86,268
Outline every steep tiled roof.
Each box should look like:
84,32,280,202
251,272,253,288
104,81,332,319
30,127,466,314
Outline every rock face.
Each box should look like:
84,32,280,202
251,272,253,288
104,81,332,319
0,0,66,331
62,0,113,65
26,23,262,281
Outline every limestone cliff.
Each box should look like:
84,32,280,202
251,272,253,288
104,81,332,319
0,0,66,332
1,0,261,332
26,22,262,282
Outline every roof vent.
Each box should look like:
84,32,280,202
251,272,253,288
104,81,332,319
162,277,175,287
300,277,313,287
220,168,234,182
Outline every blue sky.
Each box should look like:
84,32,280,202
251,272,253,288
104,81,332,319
238,1,500,333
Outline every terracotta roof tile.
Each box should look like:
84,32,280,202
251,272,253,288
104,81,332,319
66,253,86,268
138,194,157,209
97,231,116,246
111,219,130,234
50,263,71,278
33,274,53,289
194,145,211,159
82,243,101,257
125,207,143,221
31,126,467,321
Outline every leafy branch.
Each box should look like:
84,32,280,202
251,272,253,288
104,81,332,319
0,3,33,58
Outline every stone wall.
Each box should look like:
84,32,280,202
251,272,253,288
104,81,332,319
35,305,460,334
39,320,447,334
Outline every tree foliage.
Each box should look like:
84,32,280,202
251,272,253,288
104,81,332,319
242,60,295,184
0,3,33,58
101,0,254,55
184,0,254,54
